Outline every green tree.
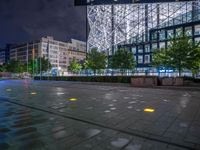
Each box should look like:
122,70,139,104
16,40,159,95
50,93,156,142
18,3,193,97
6,60,25,73
84,48,107,74
185,43,200,77
152,33,200,76
68,58,82,73
0,64,7,72
152,48,170,68
27,57,51,75
110,48,135,74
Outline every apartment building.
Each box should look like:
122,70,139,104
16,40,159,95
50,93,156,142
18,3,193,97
0,49,6,65
9,36,86,71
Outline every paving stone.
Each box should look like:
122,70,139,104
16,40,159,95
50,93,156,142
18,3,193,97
0,80,200,150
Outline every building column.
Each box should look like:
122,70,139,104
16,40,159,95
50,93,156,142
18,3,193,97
111,4,115,56
145,4,148,43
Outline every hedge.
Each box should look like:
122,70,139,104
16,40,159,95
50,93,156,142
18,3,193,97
34,76,200,84
34,76,132,83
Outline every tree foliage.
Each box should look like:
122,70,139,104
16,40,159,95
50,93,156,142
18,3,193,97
27,57,51,74
0,57,51,75
152,33,200,76
110,48,135,72
6,60,25,73
185,43,200,77
0,64,7,72
68,58,82,73
84,48,107,74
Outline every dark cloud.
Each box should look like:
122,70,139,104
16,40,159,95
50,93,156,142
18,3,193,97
0,0,86,47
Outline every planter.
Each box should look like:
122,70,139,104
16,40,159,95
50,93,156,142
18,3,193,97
131,76,158,87
161,77,174,86
0,72,11,78
161,77,183,86
174,77,183,86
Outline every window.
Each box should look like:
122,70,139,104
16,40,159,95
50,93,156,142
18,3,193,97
185,26,192,36
187,12,192,22
159,30,165,41
151,43,157,51
176,28,182,36
145,45,150,53
195,37,200,43
195,25,200,35
151,32,157,41
134,56,136,62
159,42,165,49
138,56,143,64
167,42,171,48
144,55,150,64
132,47,136,54
174,16,182,25
167,30,174,39
138,45,143,53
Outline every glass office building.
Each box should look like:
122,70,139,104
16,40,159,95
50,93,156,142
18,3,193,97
86,1,200,68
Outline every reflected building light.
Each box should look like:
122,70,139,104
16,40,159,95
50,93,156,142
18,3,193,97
6,89,12,92
57,92,65,95
30,92,37,95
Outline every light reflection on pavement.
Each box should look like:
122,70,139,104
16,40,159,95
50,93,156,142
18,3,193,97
0,80,200,150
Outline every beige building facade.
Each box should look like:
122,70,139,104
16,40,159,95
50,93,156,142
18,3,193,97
10,36,86,71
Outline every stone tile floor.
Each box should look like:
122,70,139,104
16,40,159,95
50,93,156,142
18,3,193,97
0,80,200,150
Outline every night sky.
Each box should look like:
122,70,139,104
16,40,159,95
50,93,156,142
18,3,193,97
0,0,86,48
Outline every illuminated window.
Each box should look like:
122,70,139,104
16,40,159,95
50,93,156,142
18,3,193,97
138,45,143,53
159,30,165,41
195,37,200,43
176,28,183,36
167,30,174,39
195,25,200,35
159,42,165,49
132,47,136,54
151,43,158,51
144,55,150,64
167,41,171,48
185,26,192,36
152,32,157,41
138,56,143,64
145,45,150,53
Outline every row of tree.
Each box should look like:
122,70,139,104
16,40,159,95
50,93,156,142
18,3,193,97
69,33,200,76
0,57,51,74
152,33,200,77
1,33,200,77
68,48,135,74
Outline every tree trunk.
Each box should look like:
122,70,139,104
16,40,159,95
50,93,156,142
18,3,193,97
178,68,181,77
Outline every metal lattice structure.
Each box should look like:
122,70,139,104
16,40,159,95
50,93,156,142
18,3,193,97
87,1,200,53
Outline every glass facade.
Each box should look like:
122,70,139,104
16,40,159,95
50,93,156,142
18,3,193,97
195,25,200,35
138,56,143,64
87,1,200,67
185,26,192,36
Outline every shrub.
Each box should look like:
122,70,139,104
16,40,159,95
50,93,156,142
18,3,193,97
34,76,132,83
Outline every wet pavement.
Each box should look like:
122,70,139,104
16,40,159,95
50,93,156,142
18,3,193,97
0,80,200,150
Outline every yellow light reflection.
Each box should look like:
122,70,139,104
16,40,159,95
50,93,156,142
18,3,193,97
6,89,12,92
144,108,155,113
30,92,37,95
69,98,77,101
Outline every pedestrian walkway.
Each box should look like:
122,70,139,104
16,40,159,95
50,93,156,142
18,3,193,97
0,80,200,150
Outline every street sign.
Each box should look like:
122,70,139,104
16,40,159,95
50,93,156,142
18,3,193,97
75,0,195,6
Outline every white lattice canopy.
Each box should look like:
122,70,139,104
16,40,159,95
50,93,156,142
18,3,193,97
87,1,200,52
